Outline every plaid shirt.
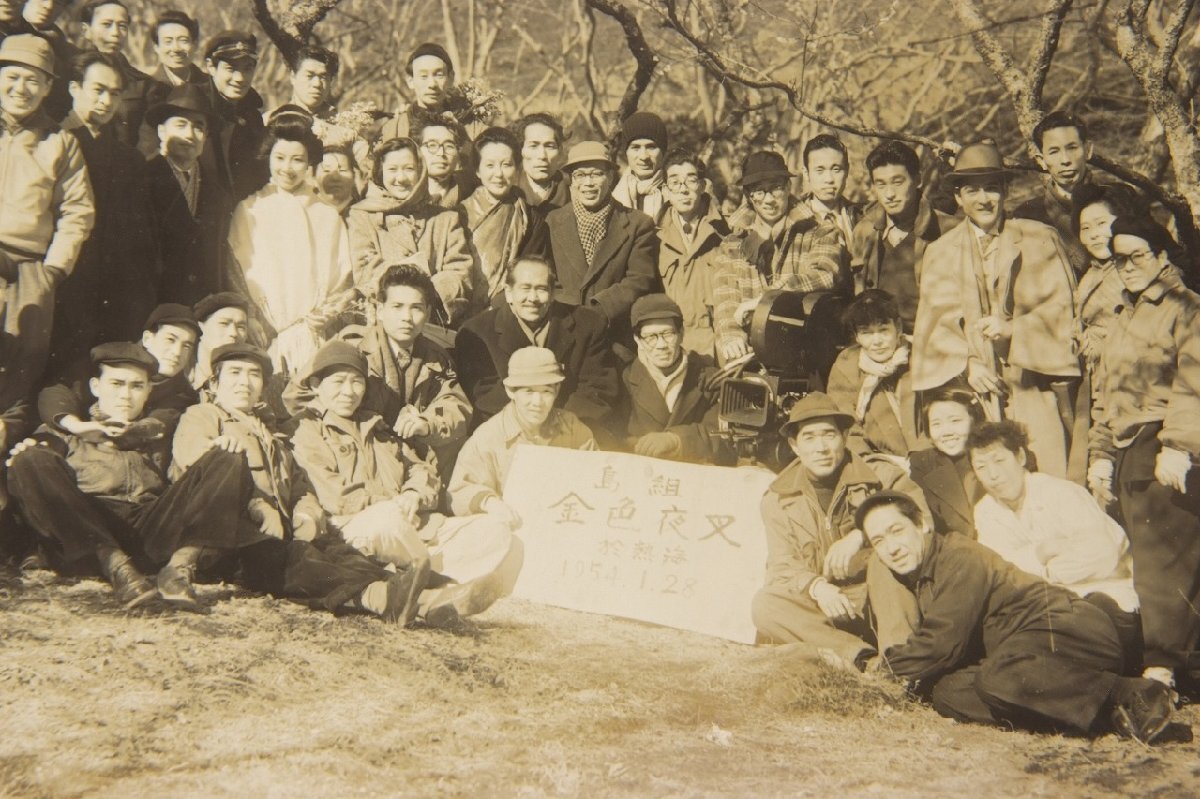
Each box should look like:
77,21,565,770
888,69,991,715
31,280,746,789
713,197,848,350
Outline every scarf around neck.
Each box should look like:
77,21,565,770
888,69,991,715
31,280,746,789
572,198,614,267
855,342,910,422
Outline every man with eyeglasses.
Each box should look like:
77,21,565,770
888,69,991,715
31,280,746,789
456,255,618,431
414,113,473,210
712,144,851,364
616,294,729,464
545,140,660,347
655,149,728,358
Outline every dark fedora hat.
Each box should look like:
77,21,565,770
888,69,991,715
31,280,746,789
943,141,1014,188
146,84,213,128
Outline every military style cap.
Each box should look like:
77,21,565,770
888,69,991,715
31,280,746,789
210,342,272,376
205,30,258,65
144,303,200,336
91,342,158,375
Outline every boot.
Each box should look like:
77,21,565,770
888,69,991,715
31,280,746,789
157,546,204,612
1110,676,1173,744
99,549,156,609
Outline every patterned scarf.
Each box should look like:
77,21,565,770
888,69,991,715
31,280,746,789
856,342,910,422
573,198,614,267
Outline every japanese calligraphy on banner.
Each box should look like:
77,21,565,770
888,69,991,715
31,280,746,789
504,446,774,644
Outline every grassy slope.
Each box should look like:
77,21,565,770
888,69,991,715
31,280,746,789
1,570,1197,799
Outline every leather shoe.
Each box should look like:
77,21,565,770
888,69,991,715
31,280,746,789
109,560,157,609
382,559,431,625
1111,677,1173,744
157,563,202,612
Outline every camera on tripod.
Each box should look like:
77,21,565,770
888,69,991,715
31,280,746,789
717,289,849,470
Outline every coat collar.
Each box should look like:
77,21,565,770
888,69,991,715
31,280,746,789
769,449,884,499
625,354,705,425
657,195,727,257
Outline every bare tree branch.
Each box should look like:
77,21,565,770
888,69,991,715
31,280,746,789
584,0,659,134
1028,0,1075,108
1159,0,1199,80
252,0,343,63
659,0,943,150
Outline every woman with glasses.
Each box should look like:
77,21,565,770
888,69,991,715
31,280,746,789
346,137,474,324
1089,214,1200,694
459,126,535,315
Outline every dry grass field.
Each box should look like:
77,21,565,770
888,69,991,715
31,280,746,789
1,565,1197,799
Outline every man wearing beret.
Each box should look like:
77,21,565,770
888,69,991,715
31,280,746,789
455,255,618,431
712,140,854,364
198,30,267,200
545,140,661,346
911,140,1085,481
0,34,94,420
612,111,668,219
753,392,928,665
144,83,233,305
36,304,201,454
292,340,521,625
167,342,428,622
7,343,236,609
190,291,250,391
616,294,729,464
379,42,455,142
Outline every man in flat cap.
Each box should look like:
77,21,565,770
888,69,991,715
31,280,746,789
615,293,729,464
190,291,249,392
0,34,94,420
292,339,521,626
36,304,201,458
144,83,233,305
199,30,267,199
911,140,1085,482
545,140,661,348
168,342,429,622
753,392,927,665
7,342,227,609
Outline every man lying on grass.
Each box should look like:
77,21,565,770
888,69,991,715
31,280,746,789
858,491,1174,744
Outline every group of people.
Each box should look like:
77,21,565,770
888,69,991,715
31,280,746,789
1,0,1196,746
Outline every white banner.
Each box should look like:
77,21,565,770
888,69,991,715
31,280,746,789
505,446,774,644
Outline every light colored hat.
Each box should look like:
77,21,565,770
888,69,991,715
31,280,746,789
778,391,854,439
563,141,615,171
0,35,56,78
504,347,565,388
